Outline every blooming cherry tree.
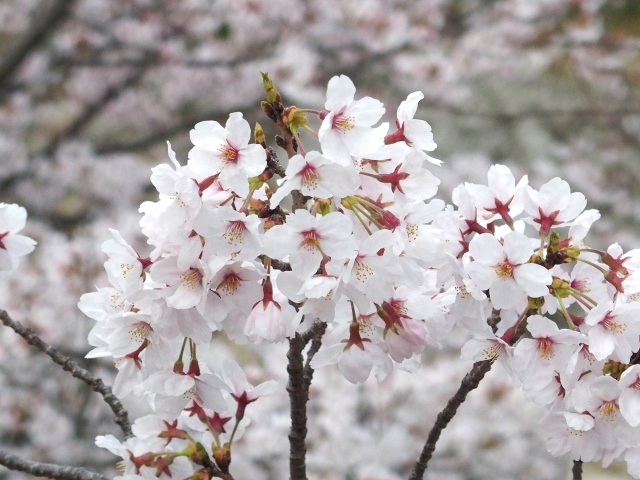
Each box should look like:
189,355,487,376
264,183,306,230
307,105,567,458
4,72,640,480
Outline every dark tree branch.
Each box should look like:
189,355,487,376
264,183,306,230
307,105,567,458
409,360,493,480
0,449,109,480
0,0,77,96
286,321,327,480
287,333,308,480
266,146,287,178
0,310,133,438
572,460,582,480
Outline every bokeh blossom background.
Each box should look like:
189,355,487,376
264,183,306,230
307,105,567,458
0,0,639,479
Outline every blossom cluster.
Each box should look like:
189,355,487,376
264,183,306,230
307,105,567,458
7,72,639,478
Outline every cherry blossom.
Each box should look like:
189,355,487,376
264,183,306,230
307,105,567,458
465,232,552,310
318,75,386,166
188,113,267,196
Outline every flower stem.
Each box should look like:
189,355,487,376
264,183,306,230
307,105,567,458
567,287,597,306
556,296,577,330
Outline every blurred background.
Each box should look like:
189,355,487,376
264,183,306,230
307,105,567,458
0,0,639,479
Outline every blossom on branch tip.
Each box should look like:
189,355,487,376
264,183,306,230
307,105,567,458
318,75,386,166
188,112,266,196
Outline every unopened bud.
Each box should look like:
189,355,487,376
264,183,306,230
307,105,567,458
550,277,570,298
264,215,284,231
282,106,307,134
340,196,359,210
248,175,264,191
261,101,277,122
603,360,628,380
254,122,267,147
212,443,232,472
187,359,200,376
173,358,184,374
527,295,545,310
260,72,281,104
184,442,209,464
314,198,332,216
547,231,560,254
249,198,267,214
191,469,211,480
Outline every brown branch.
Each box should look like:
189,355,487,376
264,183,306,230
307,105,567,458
287,333,308,480
0,0,77,96
0,449,109,480
286,321,327,480
409,360,493,480
572,460,582,480
0,310,133,438
266,146,287,178
410,310,538,480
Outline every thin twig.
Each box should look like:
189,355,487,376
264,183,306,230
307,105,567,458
410,310,538,480
303,322,327,389
409,360,493,480
572,459,583,480
0,310,133,438
0,449,109,480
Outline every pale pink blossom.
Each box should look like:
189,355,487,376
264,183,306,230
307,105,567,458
465,232,552,310
318,75,386,166
188,112,266,196
269,151,360,206
525,178,587,236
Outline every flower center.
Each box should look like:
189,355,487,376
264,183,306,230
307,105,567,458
598,400,617,422
219,142,239,164
180,268,203,289
354,256,374,282
601,313,625,334
406,224,419,242
537,337,555,360
332,113,355,134
481,341,503,362
218,272,242,296
455,284,469,299
300,163,321,190
109,292,124,310
223,221,246,246
129,321,152,343
300,229,321,251
495,261,513,278
571,278,590,293
120,262,135,278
